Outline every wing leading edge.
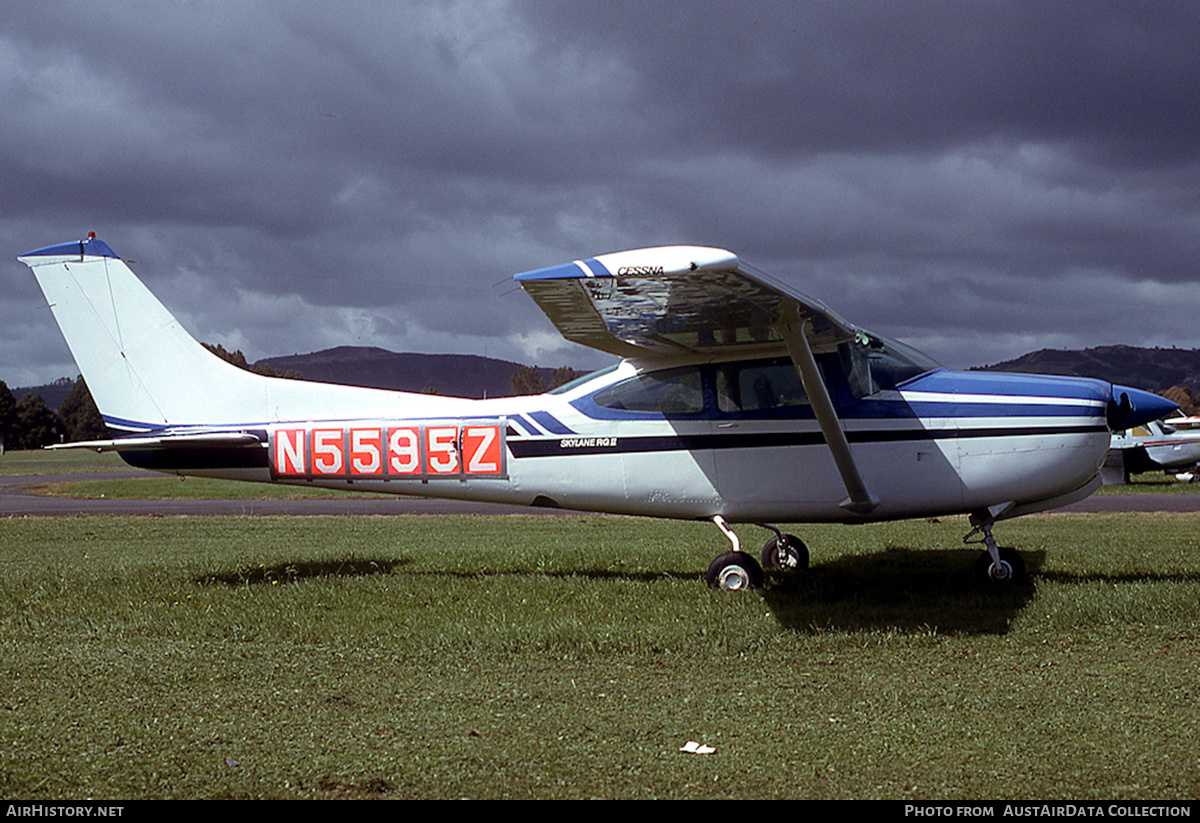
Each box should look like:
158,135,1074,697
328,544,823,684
514,246,858,359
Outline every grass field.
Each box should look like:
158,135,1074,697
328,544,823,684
1,505,1198,800
0,449,388,499
0,448,131,476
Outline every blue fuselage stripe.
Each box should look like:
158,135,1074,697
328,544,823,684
528,411,576,434
507,422,1107,458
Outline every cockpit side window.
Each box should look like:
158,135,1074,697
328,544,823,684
592,367,705,415
581,334,940,420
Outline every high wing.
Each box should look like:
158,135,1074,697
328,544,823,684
514,246,858,358
516,246,880,513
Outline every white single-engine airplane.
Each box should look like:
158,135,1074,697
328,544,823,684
1110,418,1200,481
19,236,1176,590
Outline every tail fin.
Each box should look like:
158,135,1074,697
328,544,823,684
19,237,460,433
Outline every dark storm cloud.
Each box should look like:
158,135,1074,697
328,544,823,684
524,1,1200,164
3,0,1200,387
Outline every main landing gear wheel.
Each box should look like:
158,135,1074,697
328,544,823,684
706,516,764,591
706,551,764,591
974,546,1026,585
762,533,809,571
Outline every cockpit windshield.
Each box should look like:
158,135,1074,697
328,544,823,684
865,332,941,386
841,331,942,396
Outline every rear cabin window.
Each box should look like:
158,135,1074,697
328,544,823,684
592,367,704,414
547,363,620,395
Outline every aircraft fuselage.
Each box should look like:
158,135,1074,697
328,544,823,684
120,354,1115,525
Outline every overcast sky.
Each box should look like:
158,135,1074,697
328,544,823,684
4,0,1200,388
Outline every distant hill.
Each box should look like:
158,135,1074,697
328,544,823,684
13,348,567,407
979,346,1200,393
13,377,74,410
256,346,560,399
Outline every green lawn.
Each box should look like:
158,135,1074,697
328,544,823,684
1096,472,1200,494
27,475,394,499
0,512,1197,799
0,449,388,498
0,448,131,475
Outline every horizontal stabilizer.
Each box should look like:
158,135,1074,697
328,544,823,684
48,431,264,453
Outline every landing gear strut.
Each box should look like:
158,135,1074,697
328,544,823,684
964,514,1026,584
706,516,764,590
706,518,811,590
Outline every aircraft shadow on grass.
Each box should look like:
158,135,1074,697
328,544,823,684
199,557,404,587
192,550,1198,637
195,548,1039,636
759,548,1045,635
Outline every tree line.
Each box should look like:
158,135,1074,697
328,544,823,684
1162,385,1199,417
0,377,105,453
509,365,581,396
0,344,291,453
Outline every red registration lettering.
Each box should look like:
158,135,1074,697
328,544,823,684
425,426,459,474
349,428,383,475
273,421,504,479
462,425,502,475
387,427,421,475
312,428,345,475
275,429,306,476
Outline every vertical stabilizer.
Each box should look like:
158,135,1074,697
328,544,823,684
19,237,274,432
19,237,461,433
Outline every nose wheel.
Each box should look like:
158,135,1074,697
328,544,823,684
974,545,1026,583
965,515,1026,585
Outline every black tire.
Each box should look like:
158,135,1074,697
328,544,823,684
762,534,809,571
975,547,1026,584
706,551,764,591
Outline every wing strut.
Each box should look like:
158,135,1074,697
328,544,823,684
779,314,880,515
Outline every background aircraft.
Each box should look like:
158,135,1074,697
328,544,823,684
1109,418,1200,482
19,236,1175,590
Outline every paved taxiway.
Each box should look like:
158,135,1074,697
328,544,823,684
2,470,1197,517
0,470,575,517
